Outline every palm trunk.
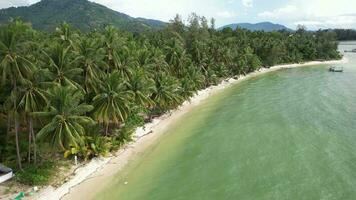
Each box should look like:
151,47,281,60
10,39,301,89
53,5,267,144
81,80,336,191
13,80,22,170
28,117,36,163
30,118,37,165
28,118,32,163
6,117,11,141
14,115,22,170
5,116,11,144
3,117,11,161
105,122,109,136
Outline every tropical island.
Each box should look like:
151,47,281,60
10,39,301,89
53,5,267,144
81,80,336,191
0,0,349,199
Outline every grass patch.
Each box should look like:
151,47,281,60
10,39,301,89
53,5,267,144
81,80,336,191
15,161,56,186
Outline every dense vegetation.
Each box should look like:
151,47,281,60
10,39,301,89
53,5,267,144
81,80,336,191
0,14,340,185
333,29,356,41
0,0,166,32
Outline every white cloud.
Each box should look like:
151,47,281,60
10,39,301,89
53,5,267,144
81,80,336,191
258,5,298,19
304,0,356,18
241,0,253,8
294,14,356,29
258,0,356,29
91,0,225,22
216,11,238,18
294,21,323,26
0,0,30,8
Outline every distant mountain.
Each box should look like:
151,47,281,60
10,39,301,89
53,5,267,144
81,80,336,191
219,22,291,32
0,0,167,32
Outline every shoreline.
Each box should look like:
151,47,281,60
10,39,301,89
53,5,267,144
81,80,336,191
29,58,347,200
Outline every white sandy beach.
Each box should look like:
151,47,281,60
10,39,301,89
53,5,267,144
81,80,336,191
27,58,347,200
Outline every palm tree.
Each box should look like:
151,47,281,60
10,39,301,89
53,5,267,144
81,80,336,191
110,49,136,80
92,71,133,135
126,69,155,109
179,65,205,98
73,36,105,94
144,48,170,74
151,72,182,111
102,26,123,68
17,71,48,164
136,47,151,67
34,86,94,150
43,43,83,90
164,37,186,77
55,22,78,47
0,20,34,169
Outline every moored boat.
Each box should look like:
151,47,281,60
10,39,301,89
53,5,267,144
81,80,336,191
329,66,343,72
0,164,13,183
344,49,356,53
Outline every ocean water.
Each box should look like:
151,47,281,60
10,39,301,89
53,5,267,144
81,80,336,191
96,42,356,200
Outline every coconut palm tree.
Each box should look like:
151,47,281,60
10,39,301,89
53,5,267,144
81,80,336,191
126,69,155,109
43,43,83,90
151,72,182,111
34,86,94,150
0,20,34,169
73,36,105,94
110,49,136,80
164,37,187,77
102,26,124,69
179,65,205,98
92,71,133,135
17,70,48,164
55,22,78,47
145,48,170,74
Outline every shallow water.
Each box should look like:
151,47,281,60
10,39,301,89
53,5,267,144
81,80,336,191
96,42,356,200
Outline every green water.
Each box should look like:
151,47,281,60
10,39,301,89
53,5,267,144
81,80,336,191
96,42,356,200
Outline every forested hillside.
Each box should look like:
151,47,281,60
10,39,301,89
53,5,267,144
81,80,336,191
219,22,290,32
0,0,166,32
333,29,356,41
0,14,340,185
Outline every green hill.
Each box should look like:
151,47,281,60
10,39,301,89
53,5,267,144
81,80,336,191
0,0,167,32
219,22,291,32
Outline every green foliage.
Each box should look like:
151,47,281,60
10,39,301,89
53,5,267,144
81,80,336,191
34,86,95,150
115,112,145,144
152,72,182,111
63,136,111,160
15,161,55,185
92,71,133,135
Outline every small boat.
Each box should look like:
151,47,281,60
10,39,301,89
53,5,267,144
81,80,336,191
0,164,13,183
344,49,356,53
329,66,343,72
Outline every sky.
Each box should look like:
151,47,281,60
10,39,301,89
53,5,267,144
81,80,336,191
1,0,356,30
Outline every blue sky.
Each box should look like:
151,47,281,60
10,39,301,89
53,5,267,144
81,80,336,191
1,0,356,29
